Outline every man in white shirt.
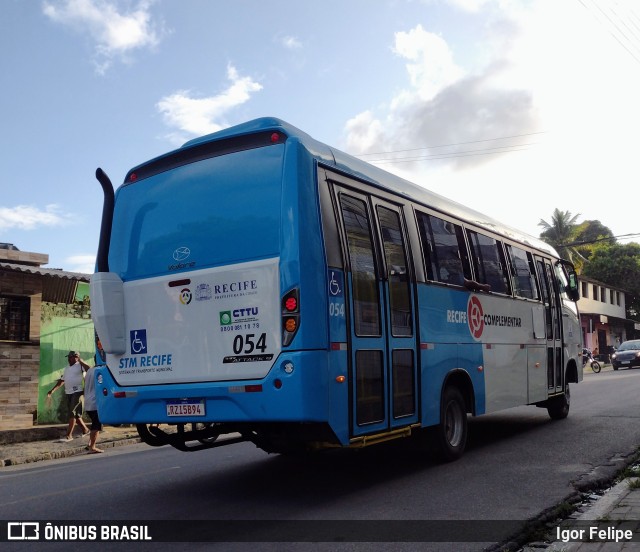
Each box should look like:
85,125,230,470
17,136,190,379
83,363,103,453
47,351,91,441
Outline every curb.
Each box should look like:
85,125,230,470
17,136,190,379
0,427,63,446
0,437,141,467
574,479,633,522
537,481,637,552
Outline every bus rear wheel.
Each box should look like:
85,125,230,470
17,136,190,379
547,384,570,420
434,386,468,462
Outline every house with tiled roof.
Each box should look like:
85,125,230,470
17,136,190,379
0,243,92,429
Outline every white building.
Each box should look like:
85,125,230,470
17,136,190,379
577,276,631,359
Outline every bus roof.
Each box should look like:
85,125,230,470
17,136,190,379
179,117,558,258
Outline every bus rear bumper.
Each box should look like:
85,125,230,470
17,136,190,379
95,351,334,426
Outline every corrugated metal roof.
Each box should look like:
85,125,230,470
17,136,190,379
0,262,90,281
0,262,90,303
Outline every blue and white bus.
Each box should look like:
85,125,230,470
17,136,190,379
91,117,582,461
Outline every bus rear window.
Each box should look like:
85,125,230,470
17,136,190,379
109,145,283,279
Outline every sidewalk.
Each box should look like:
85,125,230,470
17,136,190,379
519,363,640,551
522,478,640,551
0,424,140,467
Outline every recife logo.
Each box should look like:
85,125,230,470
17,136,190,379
467,296,484,339
120,329,173,371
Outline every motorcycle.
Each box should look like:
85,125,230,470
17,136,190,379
582,348,601,373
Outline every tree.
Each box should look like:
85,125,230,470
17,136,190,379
571,220,616,270
538,209,582,263
582,242,640,321
573,220,615,247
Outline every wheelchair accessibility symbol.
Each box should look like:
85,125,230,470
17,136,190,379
130,329,147,355
328,270,343,297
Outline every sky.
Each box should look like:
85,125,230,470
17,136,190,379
1,0,639,274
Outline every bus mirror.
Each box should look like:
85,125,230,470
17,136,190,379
566,269,580,302
556,260,580,302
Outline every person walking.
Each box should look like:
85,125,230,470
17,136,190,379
47,351,90,441
83,362,103,453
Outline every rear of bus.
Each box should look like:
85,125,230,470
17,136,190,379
91,119,342,450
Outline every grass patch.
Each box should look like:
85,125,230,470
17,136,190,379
618,464,640,482
627,478,640,490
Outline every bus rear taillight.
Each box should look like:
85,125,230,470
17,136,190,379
282,288,300,346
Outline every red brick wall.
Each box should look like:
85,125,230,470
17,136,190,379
0,270,42,430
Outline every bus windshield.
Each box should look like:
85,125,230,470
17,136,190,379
109,145,284,279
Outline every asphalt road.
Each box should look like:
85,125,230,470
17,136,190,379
2,367,640,551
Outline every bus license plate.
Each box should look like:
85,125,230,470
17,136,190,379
166,400,205,417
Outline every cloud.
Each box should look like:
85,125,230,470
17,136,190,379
280,35,302,50
392,25,463,103
156,64,263,142
344,21,538,170
42,0,164,74
341,1,640,243
445,0,495,13
0,205,69,232
344,111,384,154
65,254,96,274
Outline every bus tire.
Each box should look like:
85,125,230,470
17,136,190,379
434,386,468,462
192,422,219,444
547,384,570,420
136,424,168,446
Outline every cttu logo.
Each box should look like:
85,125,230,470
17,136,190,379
219,308,259,326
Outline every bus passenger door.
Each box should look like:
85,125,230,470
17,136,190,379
535,257,564,393
372,199,418,430
336,189,418,437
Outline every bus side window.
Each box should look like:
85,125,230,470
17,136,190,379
340,195,382,337
506,244,539,300
536,259,553,338
527,252,542,300
377,206,412,337
466,230,510,294
417,212,467,286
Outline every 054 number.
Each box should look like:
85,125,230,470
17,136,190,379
233,333,267,354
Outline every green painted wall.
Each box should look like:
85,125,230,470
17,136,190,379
37,314,94,424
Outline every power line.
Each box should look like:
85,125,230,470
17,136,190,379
354,131,547,157
368,143,538,164
577,0,640,66
351,131,545,164
611,0,640,45
565,233,640,247
620,0,640,36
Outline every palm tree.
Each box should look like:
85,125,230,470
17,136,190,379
538,209,582,264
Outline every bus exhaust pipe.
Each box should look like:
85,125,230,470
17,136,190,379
95,167,115,273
